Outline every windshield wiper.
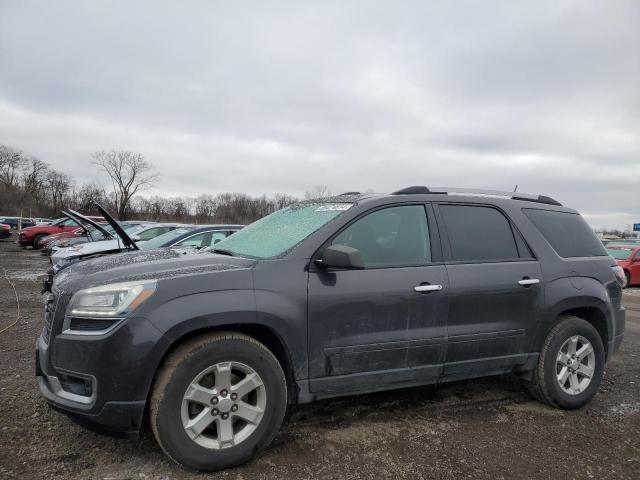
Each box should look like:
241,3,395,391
211,248,235,256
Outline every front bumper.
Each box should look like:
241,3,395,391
35,315,171,436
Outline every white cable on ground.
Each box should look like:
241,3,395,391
0,266,20,336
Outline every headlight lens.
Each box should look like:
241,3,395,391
67,280,157,318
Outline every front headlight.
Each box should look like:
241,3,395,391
66,280,157,318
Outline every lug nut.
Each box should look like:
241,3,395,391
221,413,229,420
211,396,219,405
220,389,228,397
231,404,238,412
230,393,238,400
211,408,219,416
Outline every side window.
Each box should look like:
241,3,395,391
62,218,77,226
440,205,519,262
138,227,170,241
207,231,228,246
177,232,209,248
176,232,228,248
331,205,431,268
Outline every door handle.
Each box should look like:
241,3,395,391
414,284,443,293
518,278,540,286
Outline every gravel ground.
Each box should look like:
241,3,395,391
1,236,639,480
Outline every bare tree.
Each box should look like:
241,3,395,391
46,170,73,214
21,157,49,199
92,150,159,219
0,145,27,189
304,185,332,199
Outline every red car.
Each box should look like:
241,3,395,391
18,215,103,249
607,245,640,287
0,223,11,240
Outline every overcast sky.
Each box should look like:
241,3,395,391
0,1,638,228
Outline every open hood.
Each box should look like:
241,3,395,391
60,210,89,234
66,208,113,240
92,201,138,250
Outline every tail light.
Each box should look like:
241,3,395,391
1,224,9,230
612,266,627,288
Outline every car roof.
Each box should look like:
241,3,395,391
304,188,577,214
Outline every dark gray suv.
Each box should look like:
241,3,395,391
36,187,626,471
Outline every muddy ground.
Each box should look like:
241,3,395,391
0,236,638,480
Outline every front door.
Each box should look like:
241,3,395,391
308,204,449,394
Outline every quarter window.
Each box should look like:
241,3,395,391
440,205,519,262
332,205,431,268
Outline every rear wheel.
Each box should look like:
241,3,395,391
150,332,287,471
524,315,605,409
625,271,631,288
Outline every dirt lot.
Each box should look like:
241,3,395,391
0,236,639,480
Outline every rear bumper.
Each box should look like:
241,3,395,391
608,305,626,360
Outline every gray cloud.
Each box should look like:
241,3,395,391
0,0,638,228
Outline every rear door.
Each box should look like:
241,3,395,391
308,204,449,394
435,203,543,379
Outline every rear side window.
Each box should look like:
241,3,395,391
439,205,519,262
523,209,606,258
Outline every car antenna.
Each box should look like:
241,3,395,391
513,184,518,192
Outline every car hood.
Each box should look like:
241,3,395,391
51,238,127,264
53,248,256,292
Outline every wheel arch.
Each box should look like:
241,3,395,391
148,322,299,409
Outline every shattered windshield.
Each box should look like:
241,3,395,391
214,202,353,258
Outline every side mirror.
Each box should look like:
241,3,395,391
317,244,365,269
58,224,65,228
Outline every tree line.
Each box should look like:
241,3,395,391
0,144,311,224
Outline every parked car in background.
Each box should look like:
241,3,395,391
138,224,243,250
50,206,183,272
0,217,36,229
43,221,154,256
0,223,11,239
604,239,640,247
34,218,54,225
37,187,625,471
607,245,640,287
19,214,104,248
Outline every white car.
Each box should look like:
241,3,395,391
51,222,183,271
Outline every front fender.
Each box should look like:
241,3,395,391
147,289,258,341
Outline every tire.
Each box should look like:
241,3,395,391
150,332,287,471
525,315,605,409
624,271,631,288
32,234,46,249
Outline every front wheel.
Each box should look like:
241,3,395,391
150,332,287,471
32,234,46,249
525,316,605,409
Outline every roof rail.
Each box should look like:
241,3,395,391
391,186,431,195
391,186,562,206
338,191,361,196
